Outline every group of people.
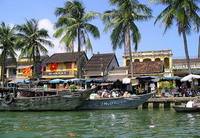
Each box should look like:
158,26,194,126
89,88,132,99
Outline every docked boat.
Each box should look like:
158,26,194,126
173,99,200,112
77,92,154,110
173,105,200,113
0,87,96,111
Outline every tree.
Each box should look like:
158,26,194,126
198,36,200,58
154,0,200,74
103,0,152,78
54,0,100,78
17,19,54,78
0,22,18,86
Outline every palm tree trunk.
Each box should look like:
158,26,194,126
77,28,81,78
182,31,191,74
125,28,133,78
1,54,5,87
33,47,36,79
198,36,200,58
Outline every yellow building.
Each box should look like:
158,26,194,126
16,58,32,80
42,52,88,79
123,50,173,77
16,56,48,81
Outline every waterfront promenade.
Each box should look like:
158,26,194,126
141,96,200,109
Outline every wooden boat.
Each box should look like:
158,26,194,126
77,92,154,110
173,105,200,113
0,87,96,111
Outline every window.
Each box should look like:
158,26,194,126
66,63,72,69
134,59,140,62
126,60,130,66
43,66,46,72
155,58,161,62
18,69,21,73
143,58,151,62
164,58,170,69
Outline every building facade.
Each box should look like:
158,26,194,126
173,58,200,76
123,50,173,77
42,52,88,79
16,56,49,80
84,53,119,79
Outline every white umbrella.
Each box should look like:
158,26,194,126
181,74,200,82
122,77,131,84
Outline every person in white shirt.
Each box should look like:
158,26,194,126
186,100,194,108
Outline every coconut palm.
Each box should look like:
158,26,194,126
198,36,200,58
103,0,152,78
0,22,18,86
54,0,100,78
17,19,54,78
154,0,200,74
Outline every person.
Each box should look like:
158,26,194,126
186,100,194,108
123,91,131,97
91,84,96,89
43,84,48,91
112,91,117,98
150,82,156,92
161,88,166,97
65,84,69,89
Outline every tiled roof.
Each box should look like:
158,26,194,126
84,53,118,71
45,52,86,64
17,56,49,66
132,61,164,74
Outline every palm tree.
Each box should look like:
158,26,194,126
54,0,100,78
0,22,18,86
17,19,54,79
198,36,200,58
154,0,200,74
103,0,152,78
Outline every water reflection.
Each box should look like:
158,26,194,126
0,110,200,137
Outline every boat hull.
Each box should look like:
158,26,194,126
78,92,154,110
173,105,200,113
0,88,95,111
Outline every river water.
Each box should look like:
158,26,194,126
0,109,200,138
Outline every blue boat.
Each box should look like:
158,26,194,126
78,92,154,110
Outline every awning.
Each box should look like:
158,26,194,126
181,74,200,82
49,79,65,84
9,79,30,83
160,76,181,81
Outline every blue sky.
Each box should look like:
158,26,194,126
0,0,199,65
